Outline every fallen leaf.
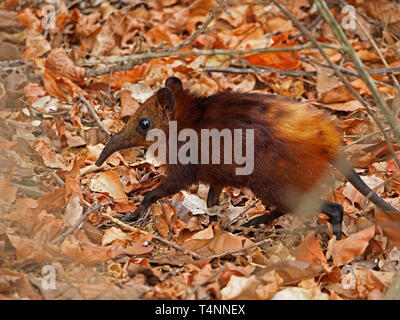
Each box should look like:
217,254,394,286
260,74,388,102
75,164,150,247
271,287,329,300
332,225,375,266
221,273,282,300
322,100,365,112
245,34,300,70
258,260,324,285
343,175,384,207
375,209,400,250
89,170,128,201
180,191,208,215
354,268,394,292
64,195,83,227
0,173,18,204
102,227,127,246
292,231,327,266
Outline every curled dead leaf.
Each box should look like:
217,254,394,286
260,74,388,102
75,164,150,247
45,48,85,85
89,170,128,201
102,226,127,246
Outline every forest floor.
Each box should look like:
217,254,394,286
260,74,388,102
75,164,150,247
1,0,400,300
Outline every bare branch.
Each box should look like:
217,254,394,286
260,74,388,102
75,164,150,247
51,201,110,245
101,212,202,259
168,0,226,52
79,95,111,136
204,65,399,88
82,42,339,68
270,0,400,175
314,0,400,141
186,266,228,299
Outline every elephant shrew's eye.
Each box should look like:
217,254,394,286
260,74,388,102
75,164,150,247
139,118,151,130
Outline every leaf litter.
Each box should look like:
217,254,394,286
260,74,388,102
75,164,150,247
0,0,399,300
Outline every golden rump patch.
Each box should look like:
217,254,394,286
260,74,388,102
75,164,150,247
264,100,341,161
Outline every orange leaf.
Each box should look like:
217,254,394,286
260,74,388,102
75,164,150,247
17,8,41,28
112,200,137,213
43,70,86,102
97,64,148,89
0,173,18,204
154,216,169,238
332,225,375,266
292,231,327,266
245,34,300,70
375,209,400,250
89,170,128,201
125,234,154,255
45,48,85,85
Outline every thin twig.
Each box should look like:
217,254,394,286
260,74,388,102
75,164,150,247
51,172,66,187
226,199,260,229
204,66,316,77
300,56,399,88
186,266,228,300
270,0,400,176
82,42,340,67
82,0,225,73
344,128,391,149
314,0,400,141
79,95,111,136
101,212,202,259
168,0,226,52
51,201,109,245
355,14,400,92
204,65,399,88
359,171,400,212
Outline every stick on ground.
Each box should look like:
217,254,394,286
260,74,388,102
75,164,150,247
79,95,111,136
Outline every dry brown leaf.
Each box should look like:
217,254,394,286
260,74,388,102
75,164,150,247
154,215,169,237
24,29,51,61
17,8,40,28
179,191,208,215
102,226,127,246
0,9,21,30
316,66,354,103
0,268,43,300
259,260,324,285
7,232,61,264
354,268,394,292
112,200,137,213
125,234,154,255
60,231,139,265
343,175,384,207
271,287,329,300
221,271,283,300
292,231,327,266
0,173,18,204
322,100,365,112
43,69,87,102
89,170,128,201
120,88,140,121
161,201,177,231
375,209,400,250
182,228,252,256
332,225,375,266
220,275,261,300
64,195,83,227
